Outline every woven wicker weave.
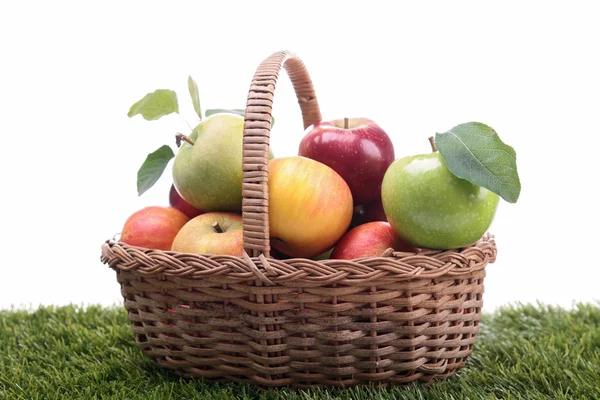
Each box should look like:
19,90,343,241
101,50,498,389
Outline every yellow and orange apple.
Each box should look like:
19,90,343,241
268,156,353,258
171,212,243,256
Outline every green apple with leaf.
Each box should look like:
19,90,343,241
172,113,247,212
381,122,520,250
127,76,274,209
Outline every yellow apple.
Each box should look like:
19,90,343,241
171,212,243,256
268,156,353,258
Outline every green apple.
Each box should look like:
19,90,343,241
172,112,273,212
311,247,334,260
381,151,499,250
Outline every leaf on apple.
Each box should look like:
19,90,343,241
137,145,175,196
435,122,521,203
188,76,202,120
205,108,275,127
127,89,179,121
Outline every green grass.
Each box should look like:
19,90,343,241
1,302,599,400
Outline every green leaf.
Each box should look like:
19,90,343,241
205,108,275,127
127,89,179,121
136,145,175,196
435,122,521,203
188,76,202,120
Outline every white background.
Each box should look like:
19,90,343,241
1,1,598,311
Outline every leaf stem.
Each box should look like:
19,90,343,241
175,133,195,147
429,136,437,152
344,117,349,129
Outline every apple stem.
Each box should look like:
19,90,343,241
344,117,349,129
212,221,223,233
175,132,195,147
428,136,437,152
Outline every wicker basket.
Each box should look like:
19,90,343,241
101,50,498,389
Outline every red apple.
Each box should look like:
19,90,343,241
349,204,368,230
298,118,395,206
169,184,203,219
171,212,243,256
363,197,387,223
331,221,417,260
349,197,387,229
268,156,353,258
120,206,189,251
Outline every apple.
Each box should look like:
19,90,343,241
120,206,189,251
169,184,203,219
381,149,500,250
172,113,274,213
312,247,334,261
171,212,243,256
349,205,365,230
298,117,395,206
275,247,334,261
271,248,292,260
268,156,353,258
350,196,387,229
362,197,387,223
331,221,416,260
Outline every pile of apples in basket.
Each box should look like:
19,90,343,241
120,77,520,259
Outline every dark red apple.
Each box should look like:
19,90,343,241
331,221,417,260
349,204,368,229
350,197,388,229
298,118,395,206
362,197,388,223
169,184,203,219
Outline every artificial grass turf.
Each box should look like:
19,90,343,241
0,302,598,400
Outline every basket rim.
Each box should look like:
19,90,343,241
101,233,496,286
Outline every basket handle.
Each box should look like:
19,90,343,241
241,50,322,258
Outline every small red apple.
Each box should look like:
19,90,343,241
331,221,417,260
298,118,395,206
169,184,203,219
171,212,243,256
120,206,189,250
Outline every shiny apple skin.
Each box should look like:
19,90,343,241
298,118,395,206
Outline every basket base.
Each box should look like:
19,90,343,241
159,362,463,389
115,267,485,389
